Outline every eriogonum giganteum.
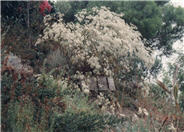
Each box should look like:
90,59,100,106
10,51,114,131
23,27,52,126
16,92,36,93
36,7,154,77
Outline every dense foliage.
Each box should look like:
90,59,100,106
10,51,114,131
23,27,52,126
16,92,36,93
1,1,184,132
2,64,123,131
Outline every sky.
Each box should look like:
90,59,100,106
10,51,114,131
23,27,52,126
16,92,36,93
170,0,184,7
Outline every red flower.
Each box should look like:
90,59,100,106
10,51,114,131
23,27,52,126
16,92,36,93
39,0,52,16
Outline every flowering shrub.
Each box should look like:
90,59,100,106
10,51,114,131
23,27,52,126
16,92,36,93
36,7,154,96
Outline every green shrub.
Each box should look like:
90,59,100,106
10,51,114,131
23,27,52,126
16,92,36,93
5,100,36,132
52,111,122,132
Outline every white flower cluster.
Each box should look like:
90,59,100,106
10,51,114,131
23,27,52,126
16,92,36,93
36,7,154,78
95,93,116,114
